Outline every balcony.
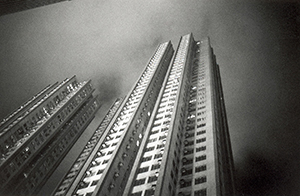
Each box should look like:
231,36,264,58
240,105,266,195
0,82,87,165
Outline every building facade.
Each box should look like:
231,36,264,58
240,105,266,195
0,76,100,195
0,0,68,16
53,98,124,196
53,33,234,196
123,34,235,196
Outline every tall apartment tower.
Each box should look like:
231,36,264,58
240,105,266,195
123,34,235,196
53,41,174,196
0,0,67,16
53,33,234,196
0,76,100,195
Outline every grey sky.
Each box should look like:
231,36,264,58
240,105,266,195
0,0,299,195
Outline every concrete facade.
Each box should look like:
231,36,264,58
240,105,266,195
53,33,234,196
0,76,100,195
124,34,235,196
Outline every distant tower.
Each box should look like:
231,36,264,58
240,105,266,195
0,76,100,195
0,0,68,16
52,33,235,196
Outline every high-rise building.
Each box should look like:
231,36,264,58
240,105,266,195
52,33,235,196
52,98,124,195
0,76,100,195
123,34,235,196
0,0,68,16
53,41,174,196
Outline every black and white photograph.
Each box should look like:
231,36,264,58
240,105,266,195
0,0,299,195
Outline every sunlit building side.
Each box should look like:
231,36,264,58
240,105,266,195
53,42,174,196
53,98,124,195
0,76,101,195
124,34,235,196
52,33,234,196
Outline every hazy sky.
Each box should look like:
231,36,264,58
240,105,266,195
0,0,299,195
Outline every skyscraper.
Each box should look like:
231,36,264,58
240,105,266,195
0,76,100,195
53,33,235,196
53,41,175,196
0,0,68,16
124,34,235,196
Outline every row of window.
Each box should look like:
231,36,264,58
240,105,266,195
0,81,91,160
178,188,206,196
54,100,122,196
74,44,169,196
8,99,98,195
0,86,94,187
130,41,187,195
180,176,206,188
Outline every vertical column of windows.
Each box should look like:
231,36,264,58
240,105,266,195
178,53,198,195
130,36,191,196
7,97,100,195
53,99,122,196
0,80,84,159
0,81,93,188
193,42,208,196
0,84,53,130
178,42,208,196
74,43,169,196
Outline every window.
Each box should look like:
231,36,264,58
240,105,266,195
155,116,163,121
138,166,149,174
197,123,206,128
161,127,168,132
78,181,89,189
102,160,109,164
196,130,206,135
152,123,161,128
195,176,206,184
185,133,194,138
184,140,194,147
182,157,193,165
148,175,158,183
194,189,207,196
144,188,155,196
181,168,193,176
91,180,99,186
107,151,113,155
163,120,170,125
196,146,206,152
151,164,160,170
195,165,206,173
195,155,206,162
134,178,146,186
154,153,163,159
157,144,165,149
141,156,152,162
150,130,159,135
196,138,206,144
183,148,194,155
148,138,157,143
145,146,155,152
197,118,205,122
180,179,192,188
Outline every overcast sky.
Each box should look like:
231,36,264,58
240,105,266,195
0,0,299,195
